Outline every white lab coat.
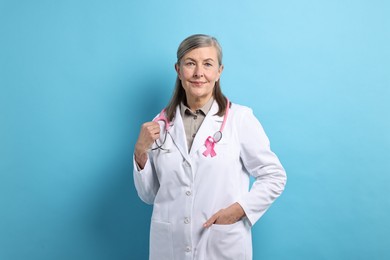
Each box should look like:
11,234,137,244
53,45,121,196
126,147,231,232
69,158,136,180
133,101,286,260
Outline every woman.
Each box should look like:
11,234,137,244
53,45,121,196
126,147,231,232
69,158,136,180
133,34,286,260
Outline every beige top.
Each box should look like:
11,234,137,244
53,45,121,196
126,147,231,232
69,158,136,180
180,98,214,151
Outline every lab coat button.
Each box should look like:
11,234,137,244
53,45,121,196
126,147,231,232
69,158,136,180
186,191,192,196
184,217,190,224
185,246,191,252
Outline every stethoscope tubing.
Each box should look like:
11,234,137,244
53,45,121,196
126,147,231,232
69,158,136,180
152,98,230,153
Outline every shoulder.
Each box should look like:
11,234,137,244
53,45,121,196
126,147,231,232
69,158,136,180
228,102,269,142
228,102,264,128
229,102,254,118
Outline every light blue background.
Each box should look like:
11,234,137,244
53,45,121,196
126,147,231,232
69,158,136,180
1,0,389,259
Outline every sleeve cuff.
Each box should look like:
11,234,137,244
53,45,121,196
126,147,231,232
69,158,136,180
236,199,255,227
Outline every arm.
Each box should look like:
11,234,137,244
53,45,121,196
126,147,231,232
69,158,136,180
236,108,287,226
204,108,286,227
133,121,161,204
203,107,286,227
134,122,160,169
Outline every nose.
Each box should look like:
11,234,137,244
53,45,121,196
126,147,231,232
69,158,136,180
193,65,204,78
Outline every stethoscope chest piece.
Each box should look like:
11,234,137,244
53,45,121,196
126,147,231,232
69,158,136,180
153,98,230,157
213,131,222,143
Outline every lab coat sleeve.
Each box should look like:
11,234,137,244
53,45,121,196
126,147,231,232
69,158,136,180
236,108,287,226
133,153,160,205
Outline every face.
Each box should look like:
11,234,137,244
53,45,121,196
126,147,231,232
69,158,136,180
175,46,223,105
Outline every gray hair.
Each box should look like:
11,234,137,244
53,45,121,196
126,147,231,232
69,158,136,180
165,34,227,121
176,34,223,66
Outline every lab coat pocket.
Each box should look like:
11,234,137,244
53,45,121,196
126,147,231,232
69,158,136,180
149,221,174,260
205,220,248,260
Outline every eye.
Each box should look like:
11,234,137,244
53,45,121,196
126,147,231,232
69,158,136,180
185,61,195,66
204,63,213,67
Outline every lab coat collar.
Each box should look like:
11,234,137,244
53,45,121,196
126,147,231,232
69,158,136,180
168,106,191,163
169,100,223,162
168,100,223,161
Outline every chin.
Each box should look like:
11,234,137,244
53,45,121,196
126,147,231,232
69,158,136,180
189,91,207,98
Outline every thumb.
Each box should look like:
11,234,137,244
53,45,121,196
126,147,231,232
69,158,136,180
203,211,220,228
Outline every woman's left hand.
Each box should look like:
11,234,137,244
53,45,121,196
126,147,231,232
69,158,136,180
203,202,246,228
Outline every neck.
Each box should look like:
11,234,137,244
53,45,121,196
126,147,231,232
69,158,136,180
186,95,213,111
187,97,211,111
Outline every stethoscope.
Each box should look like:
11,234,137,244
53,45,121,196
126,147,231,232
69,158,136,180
152,98,230,157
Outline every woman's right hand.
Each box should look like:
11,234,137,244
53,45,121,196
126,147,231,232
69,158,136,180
134,121,160,169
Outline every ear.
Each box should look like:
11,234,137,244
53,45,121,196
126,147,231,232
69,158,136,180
175,63,181,79
217,64,224,81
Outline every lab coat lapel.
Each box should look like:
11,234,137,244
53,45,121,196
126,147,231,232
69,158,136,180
169,106,191,162
190,101,222,157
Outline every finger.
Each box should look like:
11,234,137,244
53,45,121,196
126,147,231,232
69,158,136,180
151,133,160,141
150,125,161,139
148,121,160,128
147,127,160,137
141,123,160,138
142,121,160,131
203,212,220,228
137,123,160,148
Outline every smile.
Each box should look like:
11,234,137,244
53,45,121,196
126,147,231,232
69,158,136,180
190,81,206,86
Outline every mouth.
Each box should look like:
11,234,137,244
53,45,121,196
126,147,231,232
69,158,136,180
190,81,206,86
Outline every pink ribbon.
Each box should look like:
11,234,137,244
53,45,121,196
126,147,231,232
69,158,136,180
203,136,216,157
